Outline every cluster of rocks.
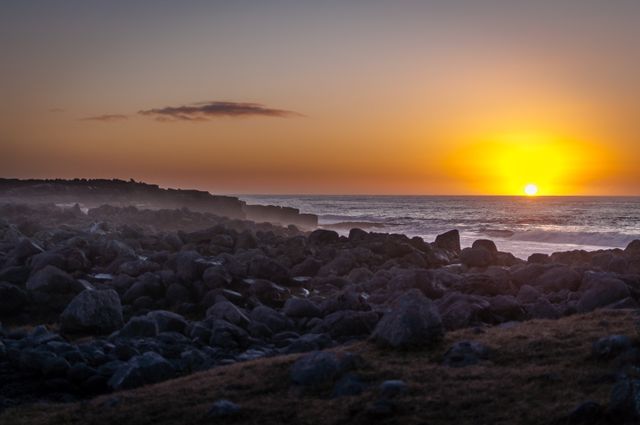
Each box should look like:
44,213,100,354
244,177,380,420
1,202,640,410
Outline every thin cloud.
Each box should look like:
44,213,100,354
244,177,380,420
138,101,302,121
49,108,65,113
80,114,128,122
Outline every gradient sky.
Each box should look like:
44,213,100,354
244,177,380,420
2,0,639,195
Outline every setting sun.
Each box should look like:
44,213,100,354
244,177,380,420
524,183,538,196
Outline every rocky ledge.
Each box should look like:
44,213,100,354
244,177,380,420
1,202,640,423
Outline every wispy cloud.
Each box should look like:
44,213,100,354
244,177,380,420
80,114,129,122
138,101,302,121
49,108,65,113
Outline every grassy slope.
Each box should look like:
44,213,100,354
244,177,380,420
2,309,638,425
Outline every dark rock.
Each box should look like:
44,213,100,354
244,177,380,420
67,363,97,383
308,229,340,245
320,310,379,339
286,333,333,354
248,256,290,283
434,229,461,253
119,316,159,338
146,310,188,334
525,299,560,320
26,265,86,294
248,279,289,307
60,289,124,334
608,377,640,420
577,273,630,313
209,320,249,349
625,239,640,254
290,351,341,387
175,250,204,282
250,305,293,334
165,283,191,305
207,301,250,327
459,247,494,268
332,373,365,398
202,267,231,289
436,292,491,330
108,352,176,390
591,335,632,360
379,380,408,399
371,289,444,349
565,401,603,425
207,399,241,418
472,239,498,256
283,298,322,318
532,266,581,293
443,340,491,367
528,253,550,264
0,283,28,315
516,285,543,304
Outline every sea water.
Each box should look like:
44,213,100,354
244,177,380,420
239,195,640,259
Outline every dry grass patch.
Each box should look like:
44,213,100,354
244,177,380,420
1,309,638,425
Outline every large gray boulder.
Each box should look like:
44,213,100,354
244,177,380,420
371,289,443,349
26,265,91,310
108,352,176,390
26,265,86,293
206,301,250,327
577,272,630,313
60,289,123,334
289,351,359,388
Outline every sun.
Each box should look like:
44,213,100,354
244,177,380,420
524,183,538,196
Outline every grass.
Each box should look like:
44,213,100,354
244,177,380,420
1,309,638,425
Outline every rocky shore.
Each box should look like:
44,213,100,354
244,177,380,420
1,200,640,424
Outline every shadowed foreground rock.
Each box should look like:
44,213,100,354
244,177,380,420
371,289,444,349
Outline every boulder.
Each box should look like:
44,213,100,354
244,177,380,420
60,289,123,334
625,240,640,255
248,256,290,282
471,239,498,257
118,316,159,338
175,250,204,282
608,377,640,420
26,265,86,294
207,399,241,418
250,305,293,334
371,289,443,349
0,283,28,315
283,298,322,318
591,335,632,360
443,340,491,367
146,310,188,334
531,266,581,293
206,301,250,327
308,229,340,245
459,247,494,268
436,292,491,330
576,273,630,313
379,380,408,399
290,351,342,387
209,320,249,349
434,230,461,253
320,310,379,339
108,352,176,390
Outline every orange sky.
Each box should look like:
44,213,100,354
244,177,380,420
2,1,639,195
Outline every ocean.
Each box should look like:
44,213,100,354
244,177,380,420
238,195,640,259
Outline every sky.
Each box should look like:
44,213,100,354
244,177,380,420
1,0,639,195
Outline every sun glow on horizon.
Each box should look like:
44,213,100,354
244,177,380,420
444,132,615,196
524,183,538,196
